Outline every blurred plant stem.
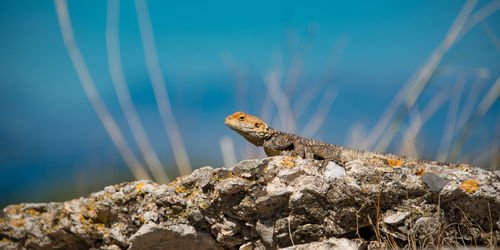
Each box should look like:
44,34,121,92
369,0,478,153
437,73,466,162
263,70,296,132
399,91,449,157
54,0,151,180
134,0,192,176
449,76,500,161
106,0,169,183
220,136,237,168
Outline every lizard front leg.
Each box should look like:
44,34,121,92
263,139,294,157
263,134,301,157
303,146,315,159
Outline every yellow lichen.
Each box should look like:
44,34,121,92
175,185,186,193
26,208,40,216
11,218,25,228
226,172,238,178
84,205,98,219
168,177,182,187
96,223,105,230
281,157,295,168
79,213,87,223
415,167,426,176
387,159,403,168
135,183,145,192
460,180,478,194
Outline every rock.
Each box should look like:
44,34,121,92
215,177,248,195
382,211,411,225
413,217,440,241
422,172,448,192
1,156,499,249
323,162,345,181
129,224,221,250
255,219,274,247
280,237,362,250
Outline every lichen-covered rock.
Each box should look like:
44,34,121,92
280,237,363,250
1,156,499,249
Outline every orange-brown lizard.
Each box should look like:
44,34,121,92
225,111,457,167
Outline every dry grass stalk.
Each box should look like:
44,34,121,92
491,112,500,170
283,22,318,98
449,76,500,161
481,21,500,52
456,69,488,133
299,87,337,138
287,212,295,246
219,136,237,168
374,172,383,243
399,90,449,157
437,73,466,162
292,37,347,122
54,0,151,180
457,0,500,41
263,70,296,132
452,203,494,247
221,52,249,112
106,0,169,183
134,0,192,176
365,0,478,151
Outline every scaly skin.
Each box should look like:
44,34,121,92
225,111,459,167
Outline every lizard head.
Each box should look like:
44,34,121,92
225,111,271,146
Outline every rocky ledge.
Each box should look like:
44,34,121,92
1,156,499,249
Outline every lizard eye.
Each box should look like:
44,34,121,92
255,123,260,128
239,116,245,120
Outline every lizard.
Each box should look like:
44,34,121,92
225,111,459,167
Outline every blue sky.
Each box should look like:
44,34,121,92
0,1,499,206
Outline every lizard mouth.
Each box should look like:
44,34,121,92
224,117,241,132
224,117,236,129
224,118,250,132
